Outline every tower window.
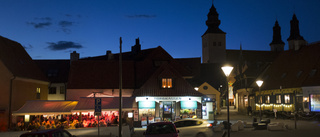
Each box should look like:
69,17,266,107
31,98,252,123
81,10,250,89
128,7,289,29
213,42,216,46
162,78,173,88
218,42,222,46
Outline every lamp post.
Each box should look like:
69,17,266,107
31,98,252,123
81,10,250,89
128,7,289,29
256,80,263,121
222,65,233,137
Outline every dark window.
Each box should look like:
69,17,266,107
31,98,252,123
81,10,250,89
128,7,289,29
60,86,65,94
281,73,287,79
218,42,222,46
296,71,303,78
309,69,317,77
49,87,57,94
213,42,216,46
47,69,58,77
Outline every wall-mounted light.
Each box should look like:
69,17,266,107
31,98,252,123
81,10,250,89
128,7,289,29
128,112,133,118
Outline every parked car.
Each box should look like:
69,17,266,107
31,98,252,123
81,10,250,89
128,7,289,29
174,118,213,137
143,122,179,137
20,128,77,137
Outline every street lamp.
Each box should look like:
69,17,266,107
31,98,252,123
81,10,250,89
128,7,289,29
256,80,263,121
221,65,233,137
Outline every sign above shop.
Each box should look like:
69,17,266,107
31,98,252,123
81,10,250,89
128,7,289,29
136,96,201,103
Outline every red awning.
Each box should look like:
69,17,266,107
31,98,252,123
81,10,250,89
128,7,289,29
13,100,78,115
72,97,137,112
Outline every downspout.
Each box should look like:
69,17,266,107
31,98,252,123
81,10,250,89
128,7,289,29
8,76,16,130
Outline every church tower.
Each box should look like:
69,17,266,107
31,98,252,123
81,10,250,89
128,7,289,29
270,20,285,52
202,3,226,63
287,14,307,50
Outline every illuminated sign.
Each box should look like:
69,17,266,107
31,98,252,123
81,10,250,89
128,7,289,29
139,101,155,109
180,101,197,109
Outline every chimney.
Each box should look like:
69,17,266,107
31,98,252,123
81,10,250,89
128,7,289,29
70,51,79,62
131,38,141,55
106,50,114,60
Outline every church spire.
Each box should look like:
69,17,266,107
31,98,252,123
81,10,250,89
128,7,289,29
287,14,307,50
287,14,304,41
203,3,225,35
270,20,284,52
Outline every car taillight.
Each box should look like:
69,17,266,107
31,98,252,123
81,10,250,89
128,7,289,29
207,123,213,128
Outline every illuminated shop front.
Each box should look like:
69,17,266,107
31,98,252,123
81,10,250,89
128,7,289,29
302,86,320,112
136,96,201,125
201,97,214,120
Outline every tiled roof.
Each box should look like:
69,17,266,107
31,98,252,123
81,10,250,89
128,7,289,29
0,36,48,81
261,42,320,90
34,60,70,83
226,49,277,63
133,63,203,96
68,46,198,90
67,60,135,89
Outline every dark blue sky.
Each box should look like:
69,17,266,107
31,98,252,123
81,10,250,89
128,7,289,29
0,0,319,59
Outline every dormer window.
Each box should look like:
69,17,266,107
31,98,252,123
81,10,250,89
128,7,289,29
281,73,287,79
309,69,317,77
162,78,173,88
296,71,303,78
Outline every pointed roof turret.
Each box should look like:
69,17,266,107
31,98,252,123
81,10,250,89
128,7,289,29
203,4,225,35
287,14,305,41
270,20,285,45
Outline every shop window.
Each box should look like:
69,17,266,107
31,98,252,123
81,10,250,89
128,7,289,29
276,95,281,103
161,78,173,88
60,86,65,94
36,88,41,99
259,96,263,104
49,87,57,94
284,94,290,104
265,95,270,104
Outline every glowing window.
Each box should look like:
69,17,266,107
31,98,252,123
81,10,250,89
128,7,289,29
162,78,173,88
259,96,263,104
265,95,270,104
276,95,281,103
284,94,290,103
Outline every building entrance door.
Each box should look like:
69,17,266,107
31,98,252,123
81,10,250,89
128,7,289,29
163,101,172,121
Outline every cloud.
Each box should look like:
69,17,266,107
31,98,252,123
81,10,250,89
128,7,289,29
47,41,83,51
126,14,157,18
34,17,52,21
59,21,73,27
27,22,52,28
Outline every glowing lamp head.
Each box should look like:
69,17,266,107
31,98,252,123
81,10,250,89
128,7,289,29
221,66,233,77
194,87,199,91
256,80,263,87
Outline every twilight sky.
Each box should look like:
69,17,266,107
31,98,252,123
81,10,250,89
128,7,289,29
0,0,319,59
